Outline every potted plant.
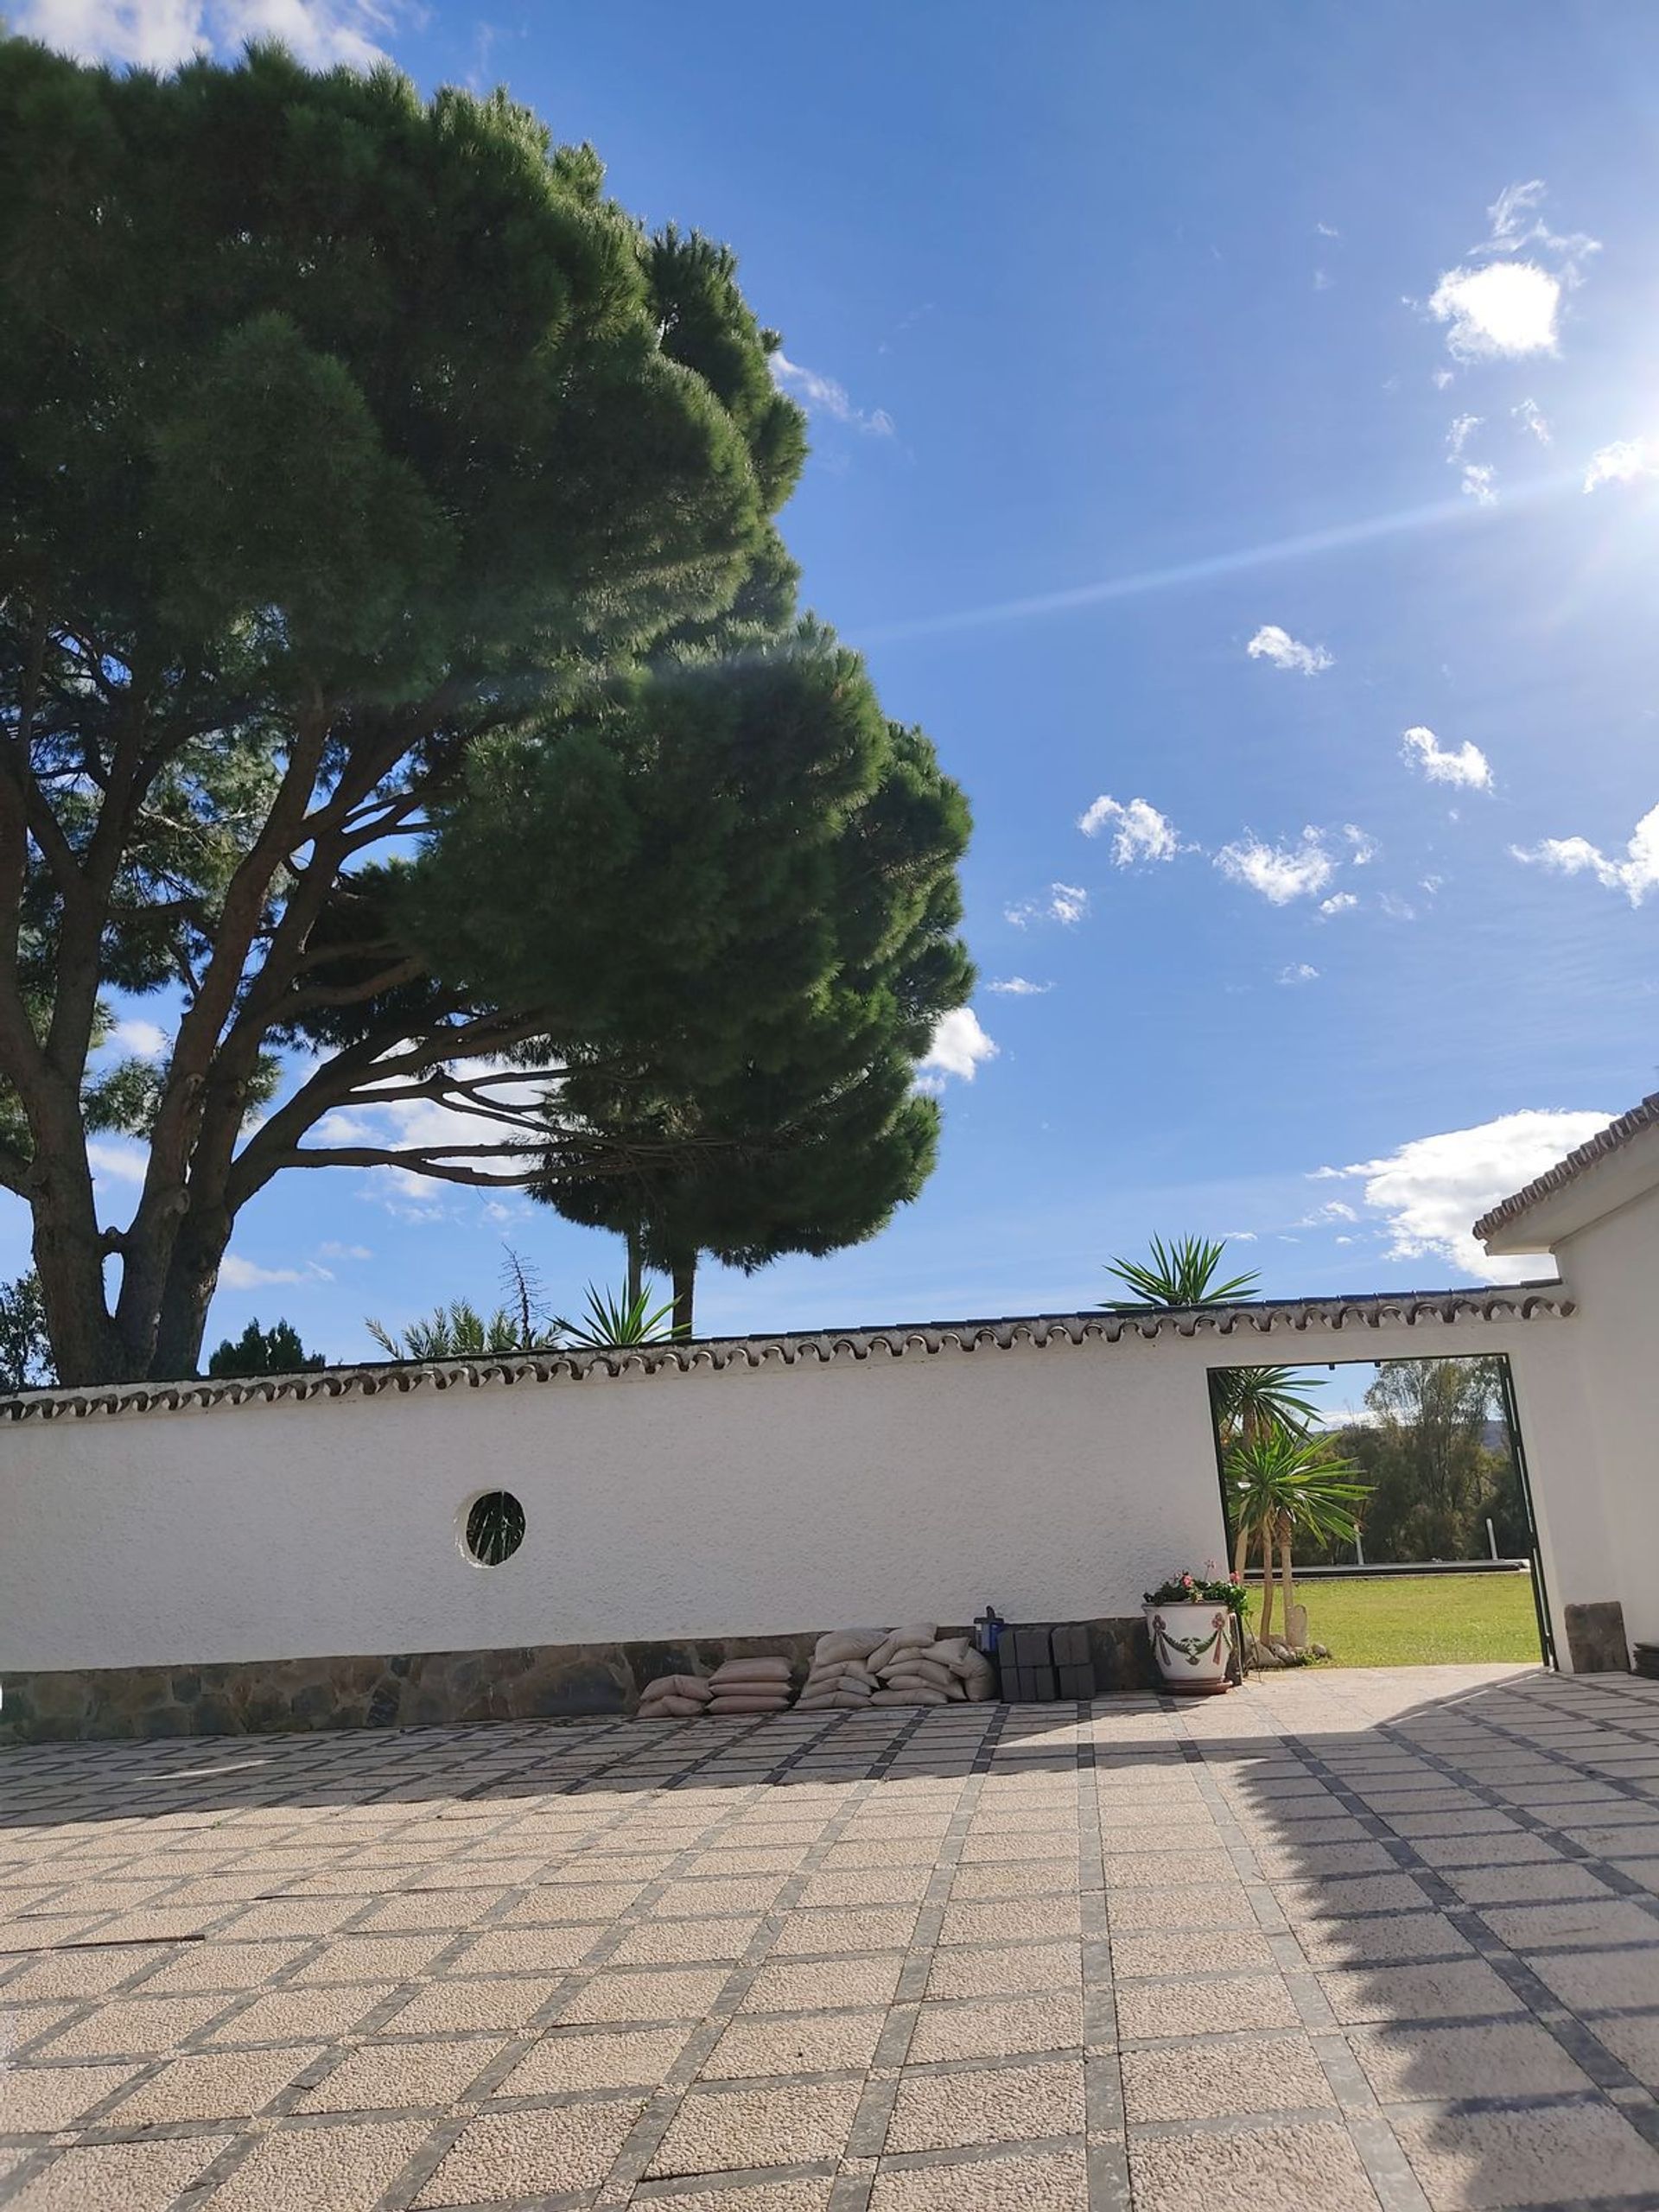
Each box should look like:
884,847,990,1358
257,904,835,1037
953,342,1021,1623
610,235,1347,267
1143,1567,1248,1694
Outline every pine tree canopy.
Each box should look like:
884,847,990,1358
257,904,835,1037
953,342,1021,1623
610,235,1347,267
0,38,968,1383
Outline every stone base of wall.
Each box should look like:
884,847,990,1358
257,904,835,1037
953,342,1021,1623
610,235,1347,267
0,1618,1156,1744
1563,1600,1630,1674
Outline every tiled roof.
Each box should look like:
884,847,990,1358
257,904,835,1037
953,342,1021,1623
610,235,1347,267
0,1288,1572,1423
1473,1093,1659,1244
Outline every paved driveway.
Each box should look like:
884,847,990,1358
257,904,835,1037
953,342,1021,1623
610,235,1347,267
3,1667,1659,2210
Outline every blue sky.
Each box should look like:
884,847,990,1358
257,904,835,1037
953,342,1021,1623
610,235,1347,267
13,1,1659,1358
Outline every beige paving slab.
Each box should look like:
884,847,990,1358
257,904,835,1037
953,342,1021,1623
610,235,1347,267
416,2097,645,2203
204,2118,431,2211
1393,2102,1659,2209
1122,2031,1335,2121
868,2146,1089,2209
108,2044,325,2124
884,2056,1084,2152
298,2036,505,2111
1,2135,231,2212
645,2076,862,2177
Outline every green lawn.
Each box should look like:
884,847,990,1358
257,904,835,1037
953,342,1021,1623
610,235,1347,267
1264,1571,1544,1668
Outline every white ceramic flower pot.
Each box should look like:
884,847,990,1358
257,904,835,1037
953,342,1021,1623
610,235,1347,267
1144,1601,1232,1694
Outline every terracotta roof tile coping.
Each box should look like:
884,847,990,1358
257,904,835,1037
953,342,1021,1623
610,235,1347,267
0,1287,1572,1422
1473,1092,1659,1243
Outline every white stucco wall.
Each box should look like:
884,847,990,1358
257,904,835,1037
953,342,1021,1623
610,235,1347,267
1551,1182,1659,1651
0,1308,1592,1675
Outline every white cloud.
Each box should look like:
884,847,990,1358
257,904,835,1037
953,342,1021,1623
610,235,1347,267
918,1007,997,1085
1482,179,1599,280
1343,825,1376,865
1077,794,1181,864
770,352,894,437
1512,802,1659,906
219,1253,333,1290
1319,892,1358,916
13,0,399,67
1278,963,1319,985
1402,725,1493,791
1319,1106,1614,1281
318,1241,372,1261
1005,883,1089,928
1446,414,1482,459
86,1138,149,1185
1584,436,1659,493
1214,829,1338,906
1512,397,1551,445
1377,892,1418,922
1460,461,1498,505
1245,624,1332,675
986,976,1052,996
1429,261,1560,359
1432,368,1456,391
110,1017,168,1060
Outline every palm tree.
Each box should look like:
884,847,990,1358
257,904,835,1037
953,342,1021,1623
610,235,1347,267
1100,1233,1261,1309
1211,1366,1328,1572
1226,1426,1370,1645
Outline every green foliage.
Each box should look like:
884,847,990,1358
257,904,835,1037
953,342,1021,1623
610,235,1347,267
1143,1567,1249,1618
1332,1356,1519,1563
0,39,842,1382
553,1282,683,1350
0,1271,54,1391
1211,1364,1325,1446
1101,1235,1261,1309
365,1302,550,1360
207,1317,327,1376
1226,1427,1371,1552
406,631,973,1317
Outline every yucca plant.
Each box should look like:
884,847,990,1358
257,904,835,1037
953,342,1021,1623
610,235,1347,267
1101,1234,1261,1310
1226,1426,1370,1645
552,1281,684,1351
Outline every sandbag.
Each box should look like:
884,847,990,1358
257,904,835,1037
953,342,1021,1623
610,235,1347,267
803,1663,878,1692
869,1687,950,1707
867,1624,937,1675
813,1628,887,1665
637,1694,706,1718
946,1680,968,1700
957,1652,996,1700
638,1674,711,1703
880,1656,955,1693
794,1689,869,1710
921,1637,971,1669
709,1656,792,1686
708,1693,791,1714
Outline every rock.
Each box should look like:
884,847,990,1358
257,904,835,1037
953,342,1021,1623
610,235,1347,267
1310,1642,1331,1660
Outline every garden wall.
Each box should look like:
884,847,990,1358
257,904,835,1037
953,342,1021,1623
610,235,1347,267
0,1294,1603,1738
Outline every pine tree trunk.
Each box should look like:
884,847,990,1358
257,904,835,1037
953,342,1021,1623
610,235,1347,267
30,1169,131,1385
149,1203,235,1382
626,1229,643,1308
671,1249,696,1337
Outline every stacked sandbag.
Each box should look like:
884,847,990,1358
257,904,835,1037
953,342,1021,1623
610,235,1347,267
636,1673,714,1720
795,1628,887,1712
707,1656,794,1716
871,1629,999,1706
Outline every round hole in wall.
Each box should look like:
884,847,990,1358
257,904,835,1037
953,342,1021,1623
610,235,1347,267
462,1490,525,1567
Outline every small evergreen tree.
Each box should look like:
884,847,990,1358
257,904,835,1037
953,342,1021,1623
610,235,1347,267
207,1318,327,1377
